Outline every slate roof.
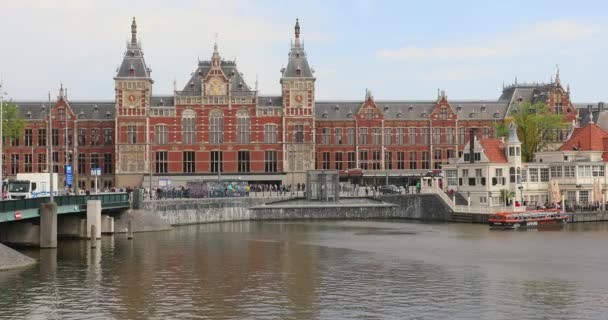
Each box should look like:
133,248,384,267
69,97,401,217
479,138,508,163
315,100,508,120
178,60,255,97
281,20,314,79
14,101,115,120
150,96,175,107
115,19,151,80
257,96,283,107
558,123,608,152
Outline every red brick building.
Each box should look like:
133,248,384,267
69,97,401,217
6,18,583,189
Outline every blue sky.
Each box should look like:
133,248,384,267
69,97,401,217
1,0,608,102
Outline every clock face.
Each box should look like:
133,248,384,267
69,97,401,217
291,91,306,106
206,77,225,96
124,92,139,108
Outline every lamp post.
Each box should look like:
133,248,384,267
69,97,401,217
0,82,5,200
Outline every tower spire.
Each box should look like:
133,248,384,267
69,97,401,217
294,18,301,47
212,33,221,66
131,17,137,47
555,64,561,86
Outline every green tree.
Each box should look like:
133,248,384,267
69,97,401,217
0,101,25,140
499,189,515,206
495,102,566,162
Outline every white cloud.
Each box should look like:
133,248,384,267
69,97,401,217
376,18,606,62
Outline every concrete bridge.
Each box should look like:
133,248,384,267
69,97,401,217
0,193,131,247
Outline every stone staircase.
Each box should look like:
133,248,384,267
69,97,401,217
450,212,474,223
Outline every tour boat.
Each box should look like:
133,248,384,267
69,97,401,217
488,209,568,230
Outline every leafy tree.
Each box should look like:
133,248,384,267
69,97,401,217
495,102,566,162
0,101,25,140
499,189,515,206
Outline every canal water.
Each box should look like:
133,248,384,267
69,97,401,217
1,221,608,319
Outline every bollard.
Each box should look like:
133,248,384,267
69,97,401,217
91,225,97,248
127,219,133,240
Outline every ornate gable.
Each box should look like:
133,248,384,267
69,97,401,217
356,90,383,120
430,91,456,121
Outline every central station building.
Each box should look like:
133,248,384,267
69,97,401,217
9,18,581,190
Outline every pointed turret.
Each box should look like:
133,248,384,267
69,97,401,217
115,17,152,81
506,121,522,167
508,121,520,144
281,19,314,79
555,64,561,86
211,35,221,67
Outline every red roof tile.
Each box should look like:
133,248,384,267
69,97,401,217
479,138,507,163
558,123,608,152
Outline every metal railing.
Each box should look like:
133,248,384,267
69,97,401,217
0,193,130,213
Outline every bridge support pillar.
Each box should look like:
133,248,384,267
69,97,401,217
86,200,102,240
101,215,114,234
58,215,87,238
40,202,58,248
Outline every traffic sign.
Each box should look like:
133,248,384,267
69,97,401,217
15,211,21,220
91,168,101,176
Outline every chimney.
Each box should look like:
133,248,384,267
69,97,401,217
599,102,605,113
469,128,476,164
588,104,593,115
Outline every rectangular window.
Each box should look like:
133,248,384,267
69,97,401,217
360,151,368,170
592,165,605,177
372,128,381,145
409,128,416,145
155,125,168,145
183,117,196,144
25,129,33,147
91,128,100,146
439,108,448,120
78,153,86,176
458,128,466,145
104,153,113,174
335,152,343,170
264,151,277,173
264,124,278,143
321,128,330,145
347,152,356,169
38,153,47,172
540,168,549,182
529,168,539,182
521,169,527,183
10,137,19,147
422,151,430,169
446,128,454,145
293,125,304,143
579,190,589,203
11,154,19,174
483,127,490,139
237,151,250,173
564,166,575,177
210,116,224,144
384,128,392,145
322,152,330,170
422,128,430,144
155,151,168,173
433,149,442,169
335,128,343,145
397,152,405,170
91,154,100,173
127,125,137,144
78,128,87,146
211,151,222,173
103,128,113,145
447,149,455,160
347,128,355,145
52,129,59,146
58,108,65,121
551,166,562,178
24,154,32,173
359,128,368,145
236,117,250,144
66,128,73,146
52,152,59,173
372,151,381,170
396,128,405,145
38,128,47,146
409,152,417,169
433,128,441,144
385,151,392,170
446,170,458,186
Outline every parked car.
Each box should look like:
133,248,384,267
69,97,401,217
380,185,400,194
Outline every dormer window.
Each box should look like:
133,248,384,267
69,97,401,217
493,112,500,118
457,105,462,112
267,98,272,106
78,111,85,119
26,111,31,119
129,64,135,76
408,105,414,112
396,112,402,118
481,105,486,112
347,112,353,118
383,106,389,112
421,112,427,118
295,53,300,58
334,105,340,111
159,99,164,106
322,111,328,118
469,113,476,118
295,67,301,77
105,111,112,119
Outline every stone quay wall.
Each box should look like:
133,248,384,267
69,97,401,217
139,194,453,226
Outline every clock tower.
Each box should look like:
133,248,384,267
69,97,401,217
114,17,154,187
281,19,316,185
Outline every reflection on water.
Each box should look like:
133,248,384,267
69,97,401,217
1,221,608,319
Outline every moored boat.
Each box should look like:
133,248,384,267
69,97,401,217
488,209,568,230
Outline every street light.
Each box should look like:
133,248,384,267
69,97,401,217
0,81,6,200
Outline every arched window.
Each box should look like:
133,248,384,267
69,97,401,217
510,167,516,183
209,109,223,144
236,109,250,144
182,109,196,144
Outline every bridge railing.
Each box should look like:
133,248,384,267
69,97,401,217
0,193,130,213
